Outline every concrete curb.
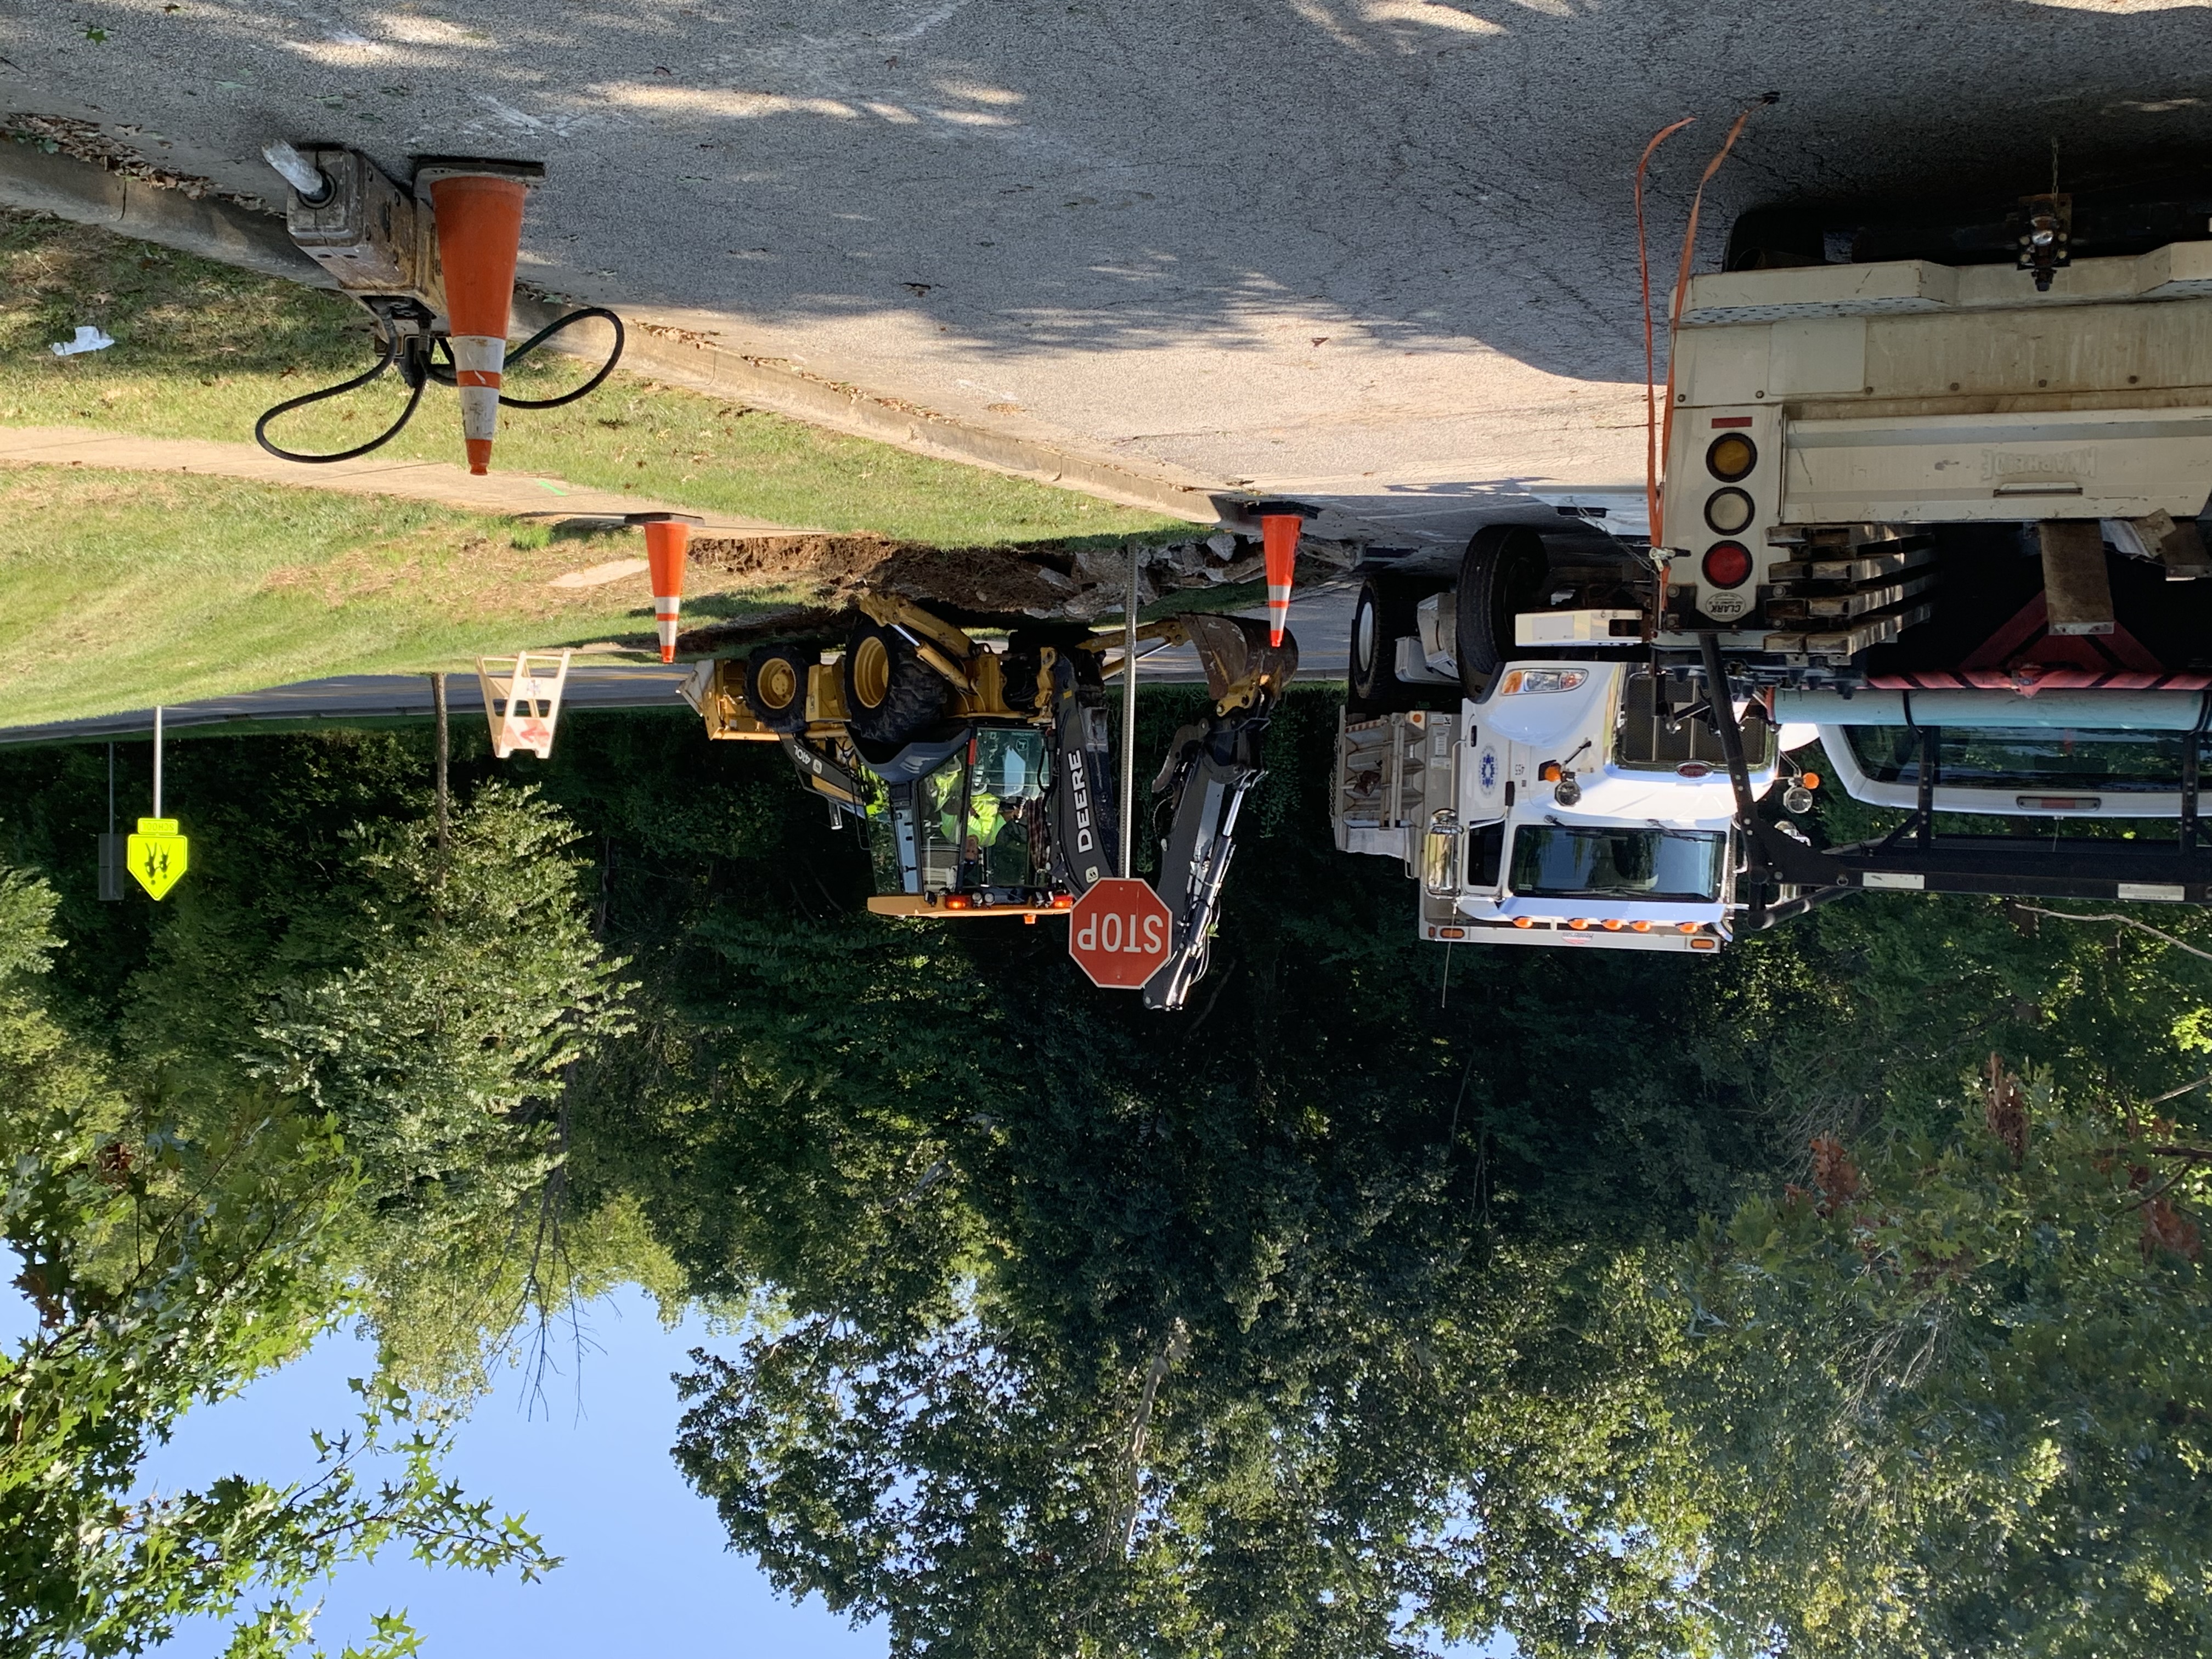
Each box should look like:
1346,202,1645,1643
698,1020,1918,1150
0,424,810,532
0,142,1239,530
0,139,330,287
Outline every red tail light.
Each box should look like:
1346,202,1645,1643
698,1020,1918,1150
1702,541,1753,589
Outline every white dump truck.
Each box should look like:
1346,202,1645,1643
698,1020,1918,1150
1338,173,2212,944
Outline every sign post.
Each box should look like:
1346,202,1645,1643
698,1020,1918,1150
1068,878,1173,990
126,707,189,900
1120,543,1138,878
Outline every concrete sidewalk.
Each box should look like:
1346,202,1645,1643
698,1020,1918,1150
0,424,807,534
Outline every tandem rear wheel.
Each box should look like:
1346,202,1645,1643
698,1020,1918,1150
1456,525,1549,697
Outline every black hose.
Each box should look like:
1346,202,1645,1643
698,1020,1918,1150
500,306,627,407
426,306,627,408
253,324,430,464
254,304,623,463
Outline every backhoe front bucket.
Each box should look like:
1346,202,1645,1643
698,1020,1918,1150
1181,613,1299,707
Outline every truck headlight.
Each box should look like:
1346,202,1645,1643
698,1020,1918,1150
1497,668,1588,695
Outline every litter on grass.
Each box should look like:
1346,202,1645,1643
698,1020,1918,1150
49,325,116,358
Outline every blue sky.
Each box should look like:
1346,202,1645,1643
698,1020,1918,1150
4,1280,885,1659
7,1274,1512,1658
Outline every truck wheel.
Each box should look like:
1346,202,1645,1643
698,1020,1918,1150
743,644,812,734
843,617,949,747
1456,526,1548,697
1349,570,1446,708
1724,204,1828,272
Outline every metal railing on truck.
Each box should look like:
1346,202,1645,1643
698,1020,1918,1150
1697,634,2212,928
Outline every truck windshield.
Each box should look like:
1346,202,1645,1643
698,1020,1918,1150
1508,824,1727,902
1844,726,2211,792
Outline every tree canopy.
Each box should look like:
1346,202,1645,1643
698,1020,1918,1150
2,697,2208,1657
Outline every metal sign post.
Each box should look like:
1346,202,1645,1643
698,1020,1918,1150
126,707,190,900
1120,544,1138,880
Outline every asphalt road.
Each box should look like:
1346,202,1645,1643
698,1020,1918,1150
0,584,1354,746
13,2,2212,552
0,660,696,746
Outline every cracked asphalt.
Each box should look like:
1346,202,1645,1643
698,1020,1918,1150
8,0,2212,548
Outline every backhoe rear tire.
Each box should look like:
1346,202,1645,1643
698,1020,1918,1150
1456,526,1549,697
743,644,812,735
843,617,949,747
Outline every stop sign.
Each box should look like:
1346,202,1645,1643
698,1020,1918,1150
1068,878,1175,989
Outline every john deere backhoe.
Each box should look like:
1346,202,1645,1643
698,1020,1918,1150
682,596,1296,1003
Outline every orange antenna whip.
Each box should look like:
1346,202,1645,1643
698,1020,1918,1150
1636,116,1695,553
1654,93,1778,550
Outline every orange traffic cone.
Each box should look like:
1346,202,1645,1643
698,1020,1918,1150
633,512,703,662
1250,500,1319,647
426,170,531,475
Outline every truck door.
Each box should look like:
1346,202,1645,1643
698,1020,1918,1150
1462,720,1507,825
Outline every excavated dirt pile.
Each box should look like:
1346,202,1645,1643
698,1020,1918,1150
681,527,1352,640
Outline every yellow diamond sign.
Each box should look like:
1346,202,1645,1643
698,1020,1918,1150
125,817,189,901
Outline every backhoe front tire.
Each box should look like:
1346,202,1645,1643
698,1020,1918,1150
1456,526,1549,697
743,644,812,735
843,617,949,747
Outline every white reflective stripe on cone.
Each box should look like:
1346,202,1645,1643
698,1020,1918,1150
449,335,505,440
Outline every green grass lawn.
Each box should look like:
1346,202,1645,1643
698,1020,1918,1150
0,466,814,726
0,210,1188,547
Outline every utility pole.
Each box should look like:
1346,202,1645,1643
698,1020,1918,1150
430,672,450,854
98,742,121,901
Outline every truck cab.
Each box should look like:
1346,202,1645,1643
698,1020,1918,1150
1336,659,1784,951
1784,687,2212,825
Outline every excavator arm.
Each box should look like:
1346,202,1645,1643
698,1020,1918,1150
1136,614,1299,1011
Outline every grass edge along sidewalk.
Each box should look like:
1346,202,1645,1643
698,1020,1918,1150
0,207,1192,550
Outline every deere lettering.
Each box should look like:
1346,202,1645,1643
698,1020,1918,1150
1065,749,1094,853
